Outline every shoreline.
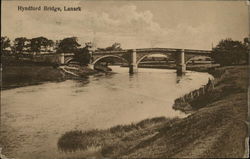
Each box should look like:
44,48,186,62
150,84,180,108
1,65,65,90
57,65,248,158
0,56,99,90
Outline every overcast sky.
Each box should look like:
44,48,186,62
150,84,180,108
2,0,249,49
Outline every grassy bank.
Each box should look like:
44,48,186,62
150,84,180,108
1,56,64,90
58,65,248,158
1,56,96,90
1,65,65,90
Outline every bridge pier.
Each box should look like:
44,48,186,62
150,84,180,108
129,49,138,74
88,64,95,70
59,53,65,65
176,49,186,75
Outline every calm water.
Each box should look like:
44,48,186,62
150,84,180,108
1,66,212,159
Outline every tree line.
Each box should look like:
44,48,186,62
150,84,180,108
1,36,89,54
1,36,123,65
1,36,123,54
211,38,249,66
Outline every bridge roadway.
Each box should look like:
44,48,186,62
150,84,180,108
93,48,211,55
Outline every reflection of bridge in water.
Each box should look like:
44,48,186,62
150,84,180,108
62,48,212,74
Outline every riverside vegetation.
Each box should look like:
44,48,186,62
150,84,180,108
58,65,249,158
1,56,97,90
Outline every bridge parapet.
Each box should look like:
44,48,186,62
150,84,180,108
93,48,211,55
135,48,181,53
184,49,212,55
94,50,128,55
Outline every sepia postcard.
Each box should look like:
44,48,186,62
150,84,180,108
0,0,249,158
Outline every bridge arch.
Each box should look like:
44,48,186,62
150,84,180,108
136,53,173,65
92,55,129,65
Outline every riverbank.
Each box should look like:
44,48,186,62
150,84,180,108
1,65,64,90
0,56,97,90
58,65,248,158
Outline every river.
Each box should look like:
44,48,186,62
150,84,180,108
0,66,212,159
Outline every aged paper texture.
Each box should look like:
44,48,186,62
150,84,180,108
1,0,249,158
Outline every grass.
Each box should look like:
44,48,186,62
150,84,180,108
1,65,64,90
57,65,248,158
57,117,176,152
1,56,64,89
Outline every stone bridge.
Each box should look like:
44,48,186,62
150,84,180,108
61,48,212,74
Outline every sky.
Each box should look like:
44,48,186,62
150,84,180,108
2,0,249,50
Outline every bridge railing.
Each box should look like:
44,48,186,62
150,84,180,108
13,48,212,56
94,50,128,54
185,49,212,54
93,48,182,54
135,48,181,52
93,48,212,54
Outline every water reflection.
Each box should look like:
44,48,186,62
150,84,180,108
74,77,90,87
176,74,183,84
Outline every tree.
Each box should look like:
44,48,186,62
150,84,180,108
74,42,92,65
1,36,11,54
243,37,249,46
30,37,54,53
212,38,248,66
57,37,80,53
14,37,30,53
